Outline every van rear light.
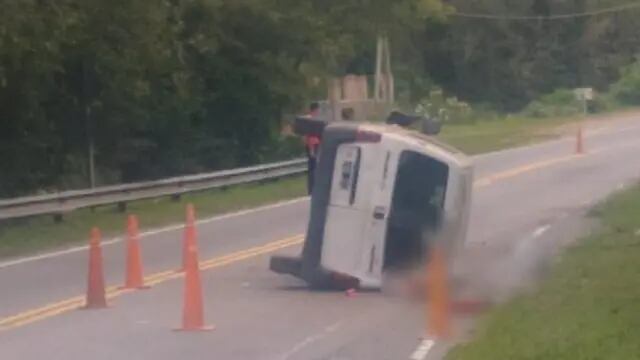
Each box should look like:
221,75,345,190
356,130,381,143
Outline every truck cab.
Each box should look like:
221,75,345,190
271,118,473,289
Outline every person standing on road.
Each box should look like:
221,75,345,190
304,102,321,195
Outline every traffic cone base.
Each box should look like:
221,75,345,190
172,325,215,332
81,302,110,310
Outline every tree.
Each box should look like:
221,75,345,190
0,0,451,197
5,0,637,197
418,0,640,110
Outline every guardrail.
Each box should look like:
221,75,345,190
0,158,307,221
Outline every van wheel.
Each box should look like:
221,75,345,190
294,117,327,137
270,256,303,276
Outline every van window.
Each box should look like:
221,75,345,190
348,149,361,205
330,145,364,207
334,146,361,206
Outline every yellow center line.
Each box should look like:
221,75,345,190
0,235,303,330
0,147,599,331
473,153,581,188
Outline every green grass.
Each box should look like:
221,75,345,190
438,115,577,154
447,185,640,360
0,176,306,258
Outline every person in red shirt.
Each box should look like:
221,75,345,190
305,102,321,195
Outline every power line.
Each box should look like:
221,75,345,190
452,2,640,20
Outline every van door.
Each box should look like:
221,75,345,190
321,143,380,276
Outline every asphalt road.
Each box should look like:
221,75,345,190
1,115,640,360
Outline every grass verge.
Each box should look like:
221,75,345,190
447,184,640,360
439,114,578,154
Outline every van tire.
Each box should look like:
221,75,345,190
270,256,303,277
294,117,327,137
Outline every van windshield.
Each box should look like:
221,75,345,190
384,150,449,271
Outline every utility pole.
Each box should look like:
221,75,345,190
83,60,96,189
87,105,96,189
374,35,394,105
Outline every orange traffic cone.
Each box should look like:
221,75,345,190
576,125,584,154
426,243,451,339
121,215,149,290
82,227,108,309
174,216,214,331
180,204,197,272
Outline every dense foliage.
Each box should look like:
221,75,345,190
1,0,639,197
421,0,640,110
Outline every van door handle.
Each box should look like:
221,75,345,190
373,207,386,220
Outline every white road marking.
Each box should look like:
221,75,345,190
516,225,551,260
278,321,342,360
511,224,551,266
532,225,551,238
0,197,308,269
410,338,435,360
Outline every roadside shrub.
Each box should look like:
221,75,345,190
415,89,475,124
608,57,640,105
522,89,582,118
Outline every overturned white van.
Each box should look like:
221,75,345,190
270,115,473,289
